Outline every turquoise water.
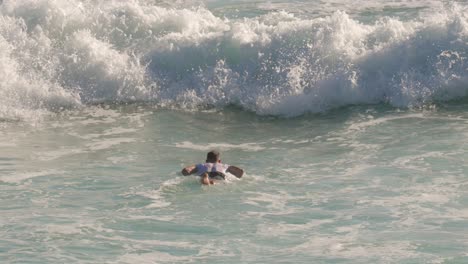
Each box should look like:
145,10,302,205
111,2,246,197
1,0,468,263
2,103,468,263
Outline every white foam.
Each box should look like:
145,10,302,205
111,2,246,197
391,151,448,172
242,190,297,214
34,148,85,161
257,219,335,237
347,112,468,132
347,113,425,132
255,0,445,19
107,155,137,164
175,141,265,151
138,177,185,208
1,1,467,119
85,137,137,151
71,127,139,140
286,237,422,260
117,251,193,263
0,169,63,183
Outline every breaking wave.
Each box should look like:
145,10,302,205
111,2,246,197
0,0,467,119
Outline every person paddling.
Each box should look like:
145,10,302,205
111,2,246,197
181,150,244,185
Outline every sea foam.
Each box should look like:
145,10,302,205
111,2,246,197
0,1,467,119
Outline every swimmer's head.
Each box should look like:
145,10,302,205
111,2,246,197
206,150,220,163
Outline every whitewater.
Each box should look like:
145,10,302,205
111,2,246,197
1,0,468,263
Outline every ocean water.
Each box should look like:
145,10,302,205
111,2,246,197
1,0,468,263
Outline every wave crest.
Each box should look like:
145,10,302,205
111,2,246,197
0,1,467,119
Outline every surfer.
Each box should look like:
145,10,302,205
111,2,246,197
181,150,244,185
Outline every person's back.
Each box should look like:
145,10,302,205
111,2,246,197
181,150,244,185
196,162,229,180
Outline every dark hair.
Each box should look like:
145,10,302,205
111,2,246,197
206,150,220,163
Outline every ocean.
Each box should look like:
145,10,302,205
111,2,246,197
1,0,468,263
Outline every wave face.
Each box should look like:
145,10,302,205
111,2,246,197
0,0,467,119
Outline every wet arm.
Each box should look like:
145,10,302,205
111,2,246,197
181,165,197,176
227,166,244,178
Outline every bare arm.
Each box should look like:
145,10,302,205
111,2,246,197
181,165,198,176
227,165,244,178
